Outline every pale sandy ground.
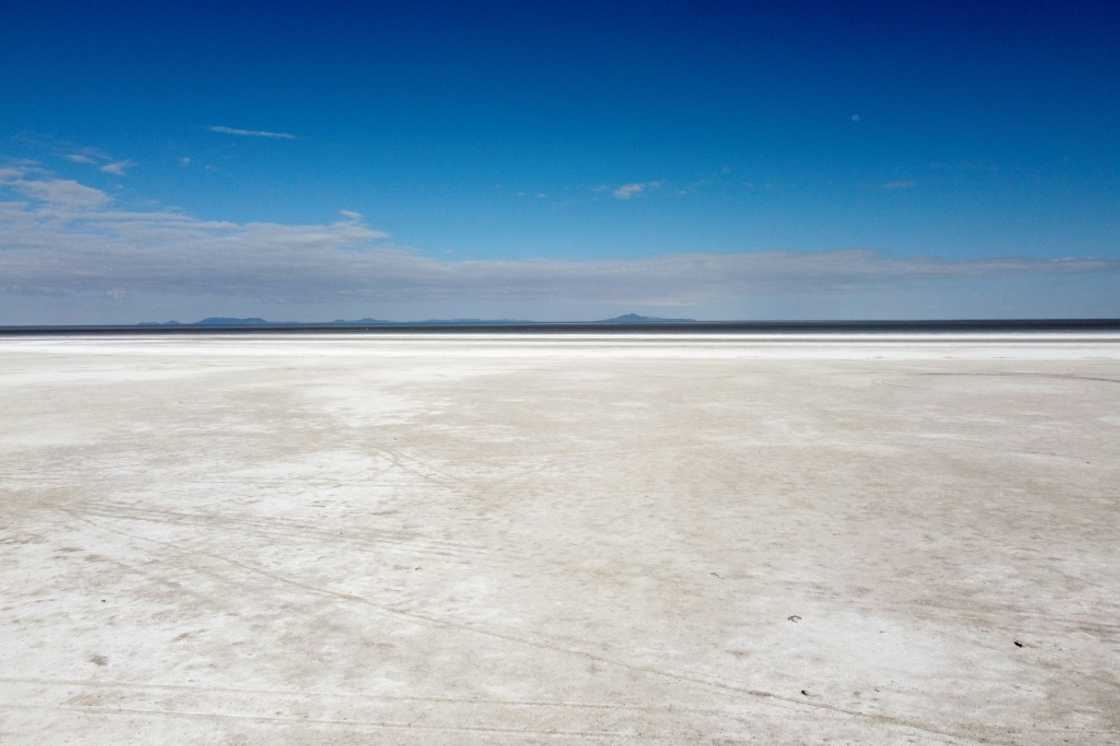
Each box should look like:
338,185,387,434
1,333,1118,745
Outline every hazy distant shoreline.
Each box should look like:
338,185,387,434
3,318,1120,336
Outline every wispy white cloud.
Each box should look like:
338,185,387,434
883,180,916,190
209,125,297,140
1,165,1115,311
0,166,110,208
178,157,192,167
62,145,112,163
99,160,135,176
612,180,663,200
61,146,115,165
61,148,135,176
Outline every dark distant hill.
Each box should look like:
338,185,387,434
330,317,390,325
140,317,277,326
597,313,696,323
197,317,271,326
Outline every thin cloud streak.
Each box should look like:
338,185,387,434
612,181,663,200
99,160,134,175
209,125,297,140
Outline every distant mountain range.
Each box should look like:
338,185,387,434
597,313,695,324
138,313,697,327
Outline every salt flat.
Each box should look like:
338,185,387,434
1,333,1118,745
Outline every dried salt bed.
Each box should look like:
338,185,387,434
1,334,1118,744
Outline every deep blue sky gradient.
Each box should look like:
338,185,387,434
1,2,1118,320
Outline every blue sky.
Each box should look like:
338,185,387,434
1,1,1118,322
